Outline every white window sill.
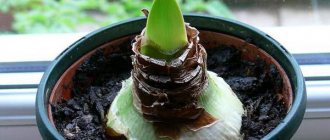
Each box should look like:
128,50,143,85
1,26,330,140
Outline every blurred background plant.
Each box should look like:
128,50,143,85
0,0,233,34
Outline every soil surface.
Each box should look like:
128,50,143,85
52,48,132,140
207,46,286,140
53,45,286,140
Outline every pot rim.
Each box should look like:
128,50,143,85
36,14,306,140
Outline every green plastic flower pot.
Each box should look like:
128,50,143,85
36,15,306,140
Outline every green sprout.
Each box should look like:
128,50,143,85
141,0,188,60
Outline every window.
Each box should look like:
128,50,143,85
1,0,330,139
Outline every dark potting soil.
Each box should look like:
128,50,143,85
52,45,286,140
52,48,132,140
207,46,287,140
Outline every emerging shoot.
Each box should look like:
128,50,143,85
141,0,188,60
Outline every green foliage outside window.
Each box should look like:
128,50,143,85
0,0,234,34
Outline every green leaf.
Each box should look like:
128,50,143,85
142,0,188,57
